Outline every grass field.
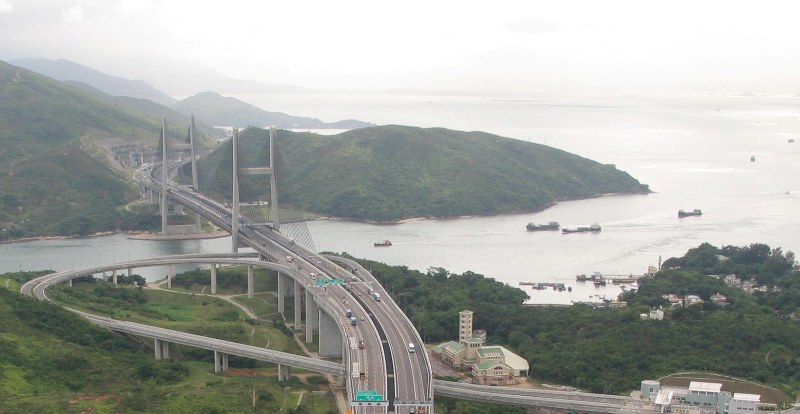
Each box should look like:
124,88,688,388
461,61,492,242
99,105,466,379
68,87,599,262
233,293,279,319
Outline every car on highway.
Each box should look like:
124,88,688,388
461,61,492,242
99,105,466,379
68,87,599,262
309,272,316,279
359,340,365,349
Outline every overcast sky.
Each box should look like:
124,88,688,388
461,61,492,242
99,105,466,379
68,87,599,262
1,0,799,94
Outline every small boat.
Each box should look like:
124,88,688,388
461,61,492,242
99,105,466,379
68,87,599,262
526,221,560,231
562,223,601,233
678,209,702,218
789,138,795,143
374,240,392,247
576,274,589,282
750,155,756,162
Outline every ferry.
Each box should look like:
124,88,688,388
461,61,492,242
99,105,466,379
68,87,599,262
678,209,702,218
562,223,601,233
526,221,560,231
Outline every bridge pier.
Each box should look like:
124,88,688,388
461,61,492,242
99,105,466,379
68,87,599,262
318,309,342,358
214,350,229,373
154,339,170,360
294,279,302,329
305,289,318,343
210,263,217,294
127,268,132,277
247,266,254,299
277,271,285,317
167,265,174,289
277,364,292,381
112,269,117,285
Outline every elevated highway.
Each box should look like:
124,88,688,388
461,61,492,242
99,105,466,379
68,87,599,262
138,167,432,413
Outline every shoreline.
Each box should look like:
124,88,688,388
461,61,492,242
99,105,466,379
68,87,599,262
0,191,651,244
0,230,231,245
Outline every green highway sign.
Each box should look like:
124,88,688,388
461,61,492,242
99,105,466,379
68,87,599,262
354,390,384,402
315,278,346,287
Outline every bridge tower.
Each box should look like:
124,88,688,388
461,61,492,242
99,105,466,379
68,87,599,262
157,116,201,235
231,126,280,252
189,115,201,231
160,116,168,234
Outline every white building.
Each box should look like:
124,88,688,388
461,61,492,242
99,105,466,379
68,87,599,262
433,309,529,385
727,393,760,414
641,380,763,414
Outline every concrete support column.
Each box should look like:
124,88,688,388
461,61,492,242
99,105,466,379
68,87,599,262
213,351,229,373
277,271,285,317
278,364,292,381
174,204,184,214
154,339,163,360
161,341,170,359
318,309,343,358
112,269,117,285
127,268,132,277
167,265,174,289
247,266,254,299
305,289,318,343
294,280,302,330
210,263,217,294
69,279,73,287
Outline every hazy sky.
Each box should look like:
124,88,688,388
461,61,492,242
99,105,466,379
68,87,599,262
1,0,799,94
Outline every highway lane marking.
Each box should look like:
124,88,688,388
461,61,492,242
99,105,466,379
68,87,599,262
349,336,358,350
352,362,360,377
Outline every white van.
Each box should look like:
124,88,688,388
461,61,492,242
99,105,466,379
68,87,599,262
408,343,415,353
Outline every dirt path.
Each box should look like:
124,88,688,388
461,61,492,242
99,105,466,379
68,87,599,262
144,279,258,319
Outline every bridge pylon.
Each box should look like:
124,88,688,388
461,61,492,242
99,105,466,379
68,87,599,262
157,115,202,235
231,126,280,252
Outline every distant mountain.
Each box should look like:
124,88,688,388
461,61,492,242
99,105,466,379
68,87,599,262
173,91,375,129
92,54,307,96
11,58,177,106
193,125,651,222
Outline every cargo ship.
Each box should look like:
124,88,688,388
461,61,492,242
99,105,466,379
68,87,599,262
562,223,601,233
526,221,560,231
678,209,702,218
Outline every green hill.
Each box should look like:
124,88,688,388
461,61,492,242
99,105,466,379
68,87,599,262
173,91,375,129
192,125,650,222
0,60,212,238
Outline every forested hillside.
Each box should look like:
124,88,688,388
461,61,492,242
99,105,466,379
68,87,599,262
192,126,650,221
